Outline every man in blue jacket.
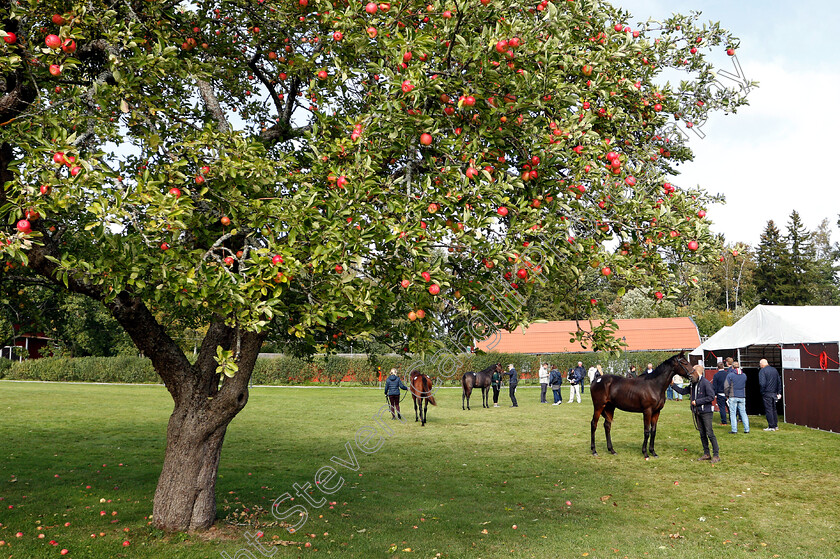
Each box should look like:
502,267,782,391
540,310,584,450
672,365,720,462
712,364,730,426
758,359,782,431
384,368,408,419
724,361,749,433
549,365,563,405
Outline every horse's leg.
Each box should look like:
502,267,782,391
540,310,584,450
466,387,471,411
422,397,428,426
641,409,653,458
482,386,489,408
414,394,419,422
648,410,661,457
462,385,466,411
603,405,617,455
590,404,604,456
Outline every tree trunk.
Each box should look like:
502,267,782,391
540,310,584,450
148,325,265,532
152,403,230,531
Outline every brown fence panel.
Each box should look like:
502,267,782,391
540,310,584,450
784,369,840,432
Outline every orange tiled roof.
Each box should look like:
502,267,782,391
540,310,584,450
474,317,700,354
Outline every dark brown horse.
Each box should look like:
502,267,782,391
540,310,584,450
590,352,693,458
410,370,437,426
461,363,502,410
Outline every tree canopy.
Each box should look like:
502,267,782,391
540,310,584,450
2,0,751,531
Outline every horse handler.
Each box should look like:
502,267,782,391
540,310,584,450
385,368,409,420
491,366,502,407
672,364,720,463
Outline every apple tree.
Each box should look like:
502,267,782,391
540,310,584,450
0,0,751,531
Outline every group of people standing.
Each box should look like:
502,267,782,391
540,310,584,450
711,357,781,433
668,356,783,464
486,362,597,408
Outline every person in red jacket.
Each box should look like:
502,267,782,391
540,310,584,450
672,365,720,463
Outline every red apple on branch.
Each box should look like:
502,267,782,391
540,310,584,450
45,34,61,49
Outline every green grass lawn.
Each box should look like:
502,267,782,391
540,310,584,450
1,381,839,559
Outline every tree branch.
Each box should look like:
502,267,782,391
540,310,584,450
196,79,229,133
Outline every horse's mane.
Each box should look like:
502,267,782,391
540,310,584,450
478,363,499,375
643,354,682,380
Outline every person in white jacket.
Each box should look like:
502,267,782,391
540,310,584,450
538,363,549,403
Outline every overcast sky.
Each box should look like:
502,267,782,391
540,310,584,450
619,0,840,247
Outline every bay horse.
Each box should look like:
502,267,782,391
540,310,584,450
461,363,502,410
590,352,693,458
410,370,437,426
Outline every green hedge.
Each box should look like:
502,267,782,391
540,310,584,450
3,356,158,383
0,351,679,385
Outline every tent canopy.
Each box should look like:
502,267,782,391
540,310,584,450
691,306,840,355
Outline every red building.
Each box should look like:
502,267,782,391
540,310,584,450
474,317,701,354
2,325,52,360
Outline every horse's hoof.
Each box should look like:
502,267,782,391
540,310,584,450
650,453,658,458
592,451,598,456
610,450,617,455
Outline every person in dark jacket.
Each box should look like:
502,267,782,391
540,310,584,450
758,359,782,431
504,364,518,407
384,368,408,419
491,367,502,407
549,365,563,405
724,361,749,433
672,365,720,462
567,362,584,403
712,365,730,425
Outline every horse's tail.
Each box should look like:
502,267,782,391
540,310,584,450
428,393,437,406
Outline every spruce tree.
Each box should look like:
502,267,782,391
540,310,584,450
780,211,815,305
754,220,785,304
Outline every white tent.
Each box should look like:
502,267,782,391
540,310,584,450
691,306,840,353
690,326,730,356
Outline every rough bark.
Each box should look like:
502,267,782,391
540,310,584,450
152,404,230,531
